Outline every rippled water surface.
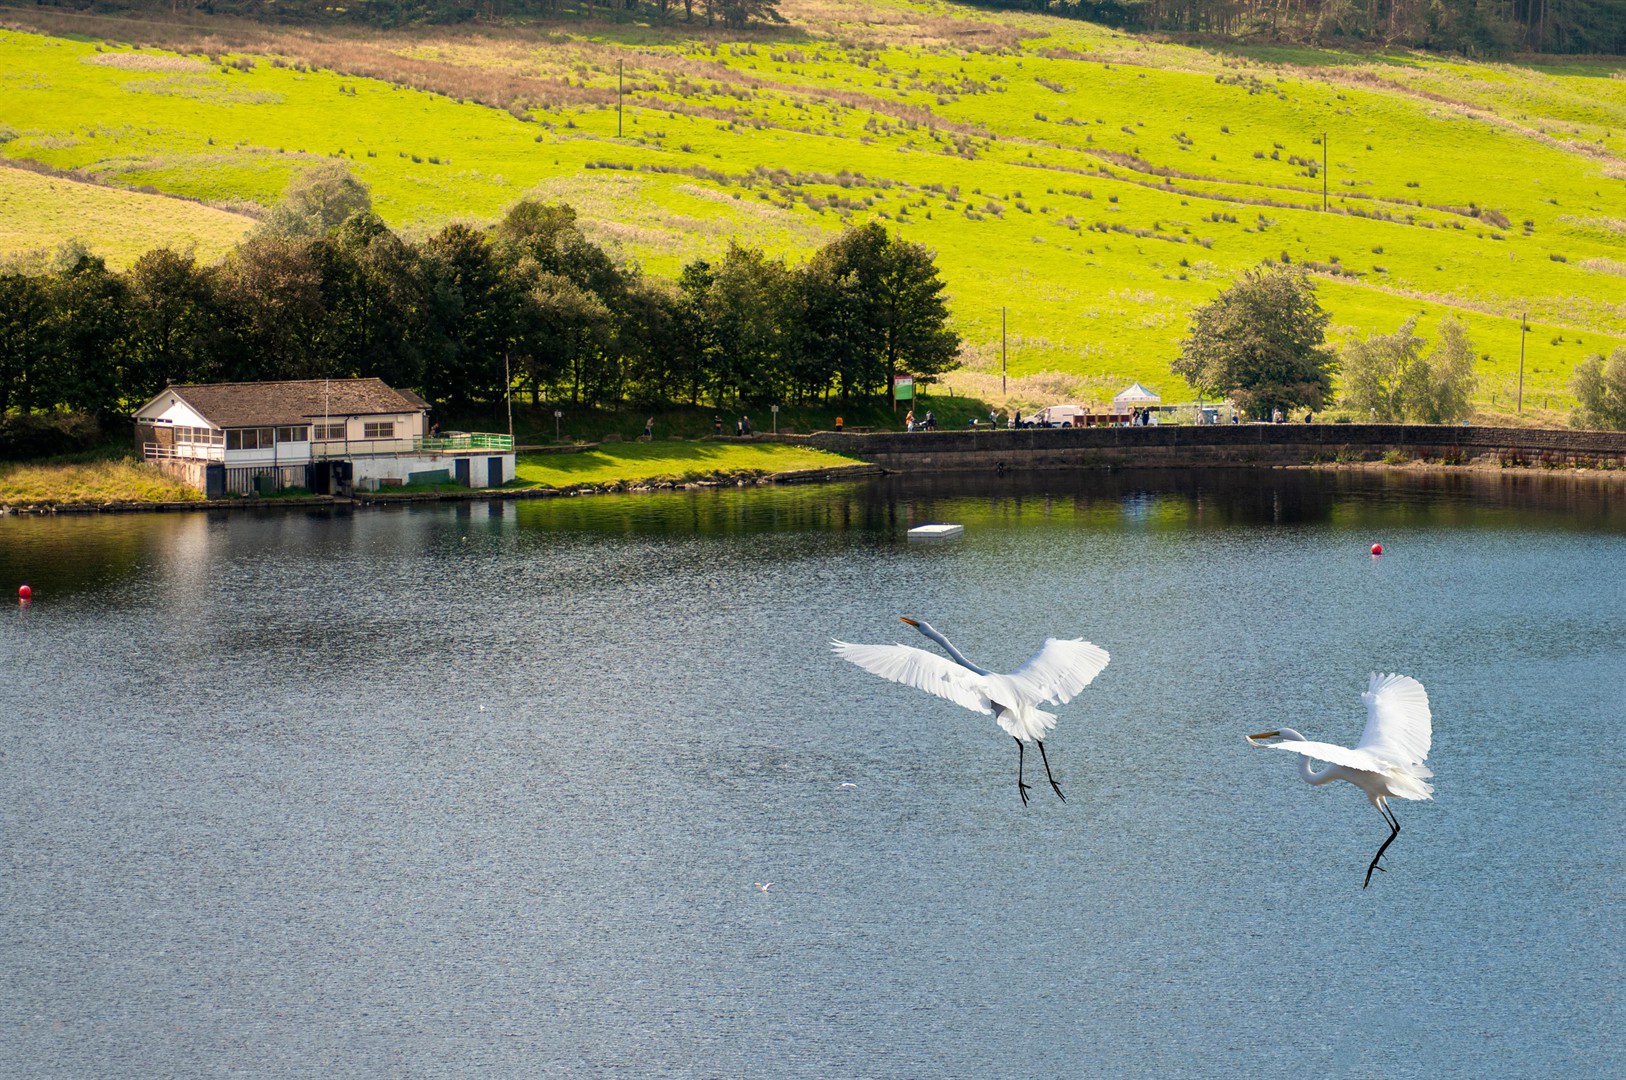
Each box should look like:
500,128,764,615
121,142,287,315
2,470,1622,1077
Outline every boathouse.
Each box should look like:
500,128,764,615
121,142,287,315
133,378,515,496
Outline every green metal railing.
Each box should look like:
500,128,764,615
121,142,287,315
413,432,514,452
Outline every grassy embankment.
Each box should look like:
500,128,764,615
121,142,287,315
0,459,204,505
0,1,1621,422
0,441,866,506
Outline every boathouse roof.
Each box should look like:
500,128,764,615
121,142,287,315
141,379,429,428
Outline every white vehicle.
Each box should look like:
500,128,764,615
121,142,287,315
1032,404,1088,428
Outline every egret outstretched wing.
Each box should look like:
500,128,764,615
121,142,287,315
1007,639,1111,706
831,641,993,715
1356,672,1432,768
1259,738,1391,775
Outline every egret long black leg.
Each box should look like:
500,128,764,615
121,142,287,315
1015,738,1032,806
1363,805,1401,889
1036,740,1066,802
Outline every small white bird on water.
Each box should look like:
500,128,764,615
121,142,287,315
1248,672,1434,888
833,618,1110,805
754,882,774,893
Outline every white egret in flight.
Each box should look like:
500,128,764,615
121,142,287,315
1248,673,1434,887
833,619,1110,805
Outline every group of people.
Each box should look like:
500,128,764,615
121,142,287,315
904,409,938,432
711,414,754,436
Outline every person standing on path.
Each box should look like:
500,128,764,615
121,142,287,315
714,415,723,436
643,416,654,441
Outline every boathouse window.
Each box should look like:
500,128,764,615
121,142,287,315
275,426,309,444
363,421,396,439
175,425,222,447
312,423,346,441
226,427,275,450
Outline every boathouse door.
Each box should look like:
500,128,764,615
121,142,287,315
454,458,471,486
488,456,503,486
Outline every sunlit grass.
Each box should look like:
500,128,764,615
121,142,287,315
0,459,204,505
0,165,251,269
515,441,866,487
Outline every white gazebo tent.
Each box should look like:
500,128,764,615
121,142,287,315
1112,382,1162,408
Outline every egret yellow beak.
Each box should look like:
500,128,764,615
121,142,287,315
1247,730,1280,746
899,617,920,627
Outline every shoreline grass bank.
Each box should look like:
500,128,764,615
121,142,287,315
0,441,871,512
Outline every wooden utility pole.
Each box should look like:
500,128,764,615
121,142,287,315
504,352,514,440
1001,307,1007,395
1322,132,1328,212
618,61,624,138
1518,313,1527,414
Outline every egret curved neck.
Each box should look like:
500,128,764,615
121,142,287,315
1300,757,1338,786
920,625,989,675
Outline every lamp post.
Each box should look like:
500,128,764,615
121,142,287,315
1001,306,1007,396
1518,313,1527,414
554,409,563,442
771,404,779,435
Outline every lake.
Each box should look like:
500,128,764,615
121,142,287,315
2,469,1622,1077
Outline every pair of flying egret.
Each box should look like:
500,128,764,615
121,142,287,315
833,618,1433,888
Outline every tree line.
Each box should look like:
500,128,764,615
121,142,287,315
0,167,959,425
964,0,1623,54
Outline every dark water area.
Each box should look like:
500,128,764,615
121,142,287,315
1,469,1622,1076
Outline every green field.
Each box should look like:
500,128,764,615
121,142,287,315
0,0,1621,418
514,441,864,487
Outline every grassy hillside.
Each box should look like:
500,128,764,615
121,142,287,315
0,1,1621,419
0,163,252,268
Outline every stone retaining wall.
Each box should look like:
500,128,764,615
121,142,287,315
784,424,1626,472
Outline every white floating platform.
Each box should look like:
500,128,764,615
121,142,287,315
908,523,964,541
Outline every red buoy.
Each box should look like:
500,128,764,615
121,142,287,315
1370,543,1383,556
18,584,31,601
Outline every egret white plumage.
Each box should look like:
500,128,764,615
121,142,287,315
1248,672,1434,887
833,619,1110,805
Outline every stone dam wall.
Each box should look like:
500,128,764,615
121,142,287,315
781,424,1626,473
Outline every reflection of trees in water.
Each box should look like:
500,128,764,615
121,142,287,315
869,469,1624,534
871,469,1341,529
5,471,1620,601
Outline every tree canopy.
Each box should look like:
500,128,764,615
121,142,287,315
1172,264,1336,419
1571,347,1626,431
1341,315,1477,424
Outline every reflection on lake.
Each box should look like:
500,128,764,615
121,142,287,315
2,469,1622,1076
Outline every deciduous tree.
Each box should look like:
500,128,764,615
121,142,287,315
1571,347,1626,431
1173,265,1336,419
260,164,373,241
